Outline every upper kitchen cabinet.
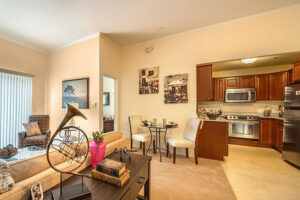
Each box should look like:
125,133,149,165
197,65,213,101
268,71,287,100
287,69,293,85
293,60,300,83
255,74,269,100
225,77,239,89
214,78,225,101
239,75,255,88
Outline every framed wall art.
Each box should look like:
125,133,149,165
164,74,188,104
62,78,89,109
139,66,159,94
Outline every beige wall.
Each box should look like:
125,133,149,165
119,7,300,141
0,38,48,114
46,37,100,136
99,34,121,131
213,64,292,78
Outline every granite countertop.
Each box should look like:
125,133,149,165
199,112,284,122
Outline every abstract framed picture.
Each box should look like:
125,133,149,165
62,78,89,109
139,66,159,94
164,74,188,104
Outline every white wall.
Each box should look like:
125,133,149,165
99,34,121,131
46,37,100,136
0,38,48,114
119,7,300,147
103,76,115,118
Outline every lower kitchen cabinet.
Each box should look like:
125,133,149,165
196,121,228,161
259,118,283,150
259,118,272,145
272,119,283,151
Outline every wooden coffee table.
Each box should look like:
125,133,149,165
44,152,152,200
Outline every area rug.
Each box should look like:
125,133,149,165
138,151,237,200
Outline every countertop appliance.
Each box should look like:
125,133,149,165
283,83,300,167
227,114,260,140
225,88,256,103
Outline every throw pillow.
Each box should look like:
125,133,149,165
0,159,15,194
23,121,42,136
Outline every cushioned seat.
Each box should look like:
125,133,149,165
132,133,150,142
22,135,47,146
167,136,195,148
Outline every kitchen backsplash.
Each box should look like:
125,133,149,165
197,101,283,115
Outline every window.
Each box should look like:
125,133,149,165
0,71,32,148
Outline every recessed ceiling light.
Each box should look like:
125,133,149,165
241,58,258,64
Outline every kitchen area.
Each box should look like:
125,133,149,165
196,52,300,168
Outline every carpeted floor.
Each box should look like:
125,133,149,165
137,150,237,200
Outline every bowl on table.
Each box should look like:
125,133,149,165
206,113,221,120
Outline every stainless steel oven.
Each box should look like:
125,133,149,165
228,115,260,140
225,88,256,103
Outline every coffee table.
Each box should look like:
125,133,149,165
44,152,152,200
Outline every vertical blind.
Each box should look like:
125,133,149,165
0,72,32,148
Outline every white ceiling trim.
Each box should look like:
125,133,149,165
123,3,300,49
50,32,100,53
0,34,47,54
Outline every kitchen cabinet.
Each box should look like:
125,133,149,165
268,71,287,100
255,74,269,100
293,60,300,83
225,77,239,89
239,75,255,88
272,119,283,151
196,121,228,161
259,118,272,145
287,69,293,85
197,65,213,101
214,78,225,101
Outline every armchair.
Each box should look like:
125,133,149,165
18,115,51,149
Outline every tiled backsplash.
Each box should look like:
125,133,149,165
197,101,283,115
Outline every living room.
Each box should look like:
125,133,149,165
0,1,300,200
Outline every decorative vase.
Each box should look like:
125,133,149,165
90,140,106,167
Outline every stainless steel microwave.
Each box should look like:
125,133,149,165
225,88,256,103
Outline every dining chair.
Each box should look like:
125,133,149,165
166,118,203,164
128,115,156,155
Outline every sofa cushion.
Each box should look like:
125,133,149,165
0,160,14,194
103,131,122,144
23,121,42,137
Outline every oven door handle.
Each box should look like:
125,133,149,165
248,91,251,101
229,121,259,125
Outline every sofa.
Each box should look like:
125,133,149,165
0,131,130,200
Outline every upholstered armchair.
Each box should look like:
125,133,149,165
18,115,51,149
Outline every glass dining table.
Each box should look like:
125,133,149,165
142,123,178,162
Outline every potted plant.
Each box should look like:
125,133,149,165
90,130,106,167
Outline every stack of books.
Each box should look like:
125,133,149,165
91,158,130,187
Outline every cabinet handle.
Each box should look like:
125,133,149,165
137,176,145,184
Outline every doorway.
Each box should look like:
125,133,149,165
103,75,117,133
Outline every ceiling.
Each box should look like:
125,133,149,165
0,0,300,52
212,51,300,71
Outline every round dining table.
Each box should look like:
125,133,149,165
142,123,178,162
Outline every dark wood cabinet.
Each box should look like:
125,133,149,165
259,118,272,145
196,121,228,161
225,77,239,89
214,78,225,101
239,75,255,88
293,60,300,83
287,69,293,85
255,74,269,100
272,119,283,151
197,65,213,101
268,71,287,100
104,119,114,133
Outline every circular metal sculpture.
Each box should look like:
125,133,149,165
46,103,91,199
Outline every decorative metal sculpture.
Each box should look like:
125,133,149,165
114,147,138,162
46,103,91,200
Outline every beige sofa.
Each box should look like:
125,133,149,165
0,131,130,200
